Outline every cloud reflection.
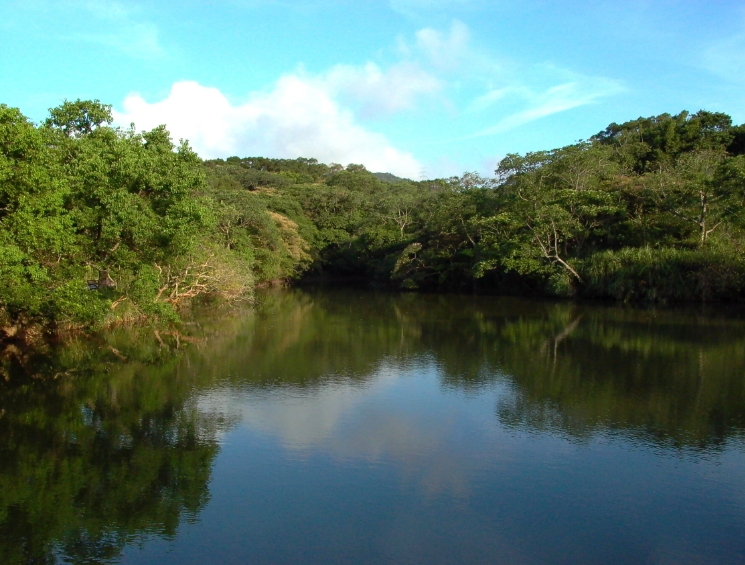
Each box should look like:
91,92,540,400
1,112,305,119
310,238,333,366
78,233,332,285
199,359,506,498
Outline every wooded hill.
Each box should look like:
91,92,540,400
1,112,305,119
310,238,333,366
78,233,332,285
2,100,745,333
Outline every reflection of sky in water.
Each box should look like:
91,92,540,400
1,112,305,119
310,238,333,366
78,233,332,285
210,358,505,498
121,354,745,565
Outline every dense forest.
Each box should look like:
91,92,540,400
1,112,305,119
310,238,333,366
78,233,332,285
2,99,745,335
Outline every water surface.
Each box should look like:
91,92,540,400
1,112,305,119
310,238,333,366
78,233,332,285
2,289,745,564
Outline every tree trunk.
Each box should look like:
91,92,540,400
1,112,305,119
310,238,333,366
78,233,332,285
98,270,117,289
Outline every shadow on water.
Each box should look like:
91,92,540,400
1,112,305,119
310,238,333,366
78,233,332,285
1,289,745,563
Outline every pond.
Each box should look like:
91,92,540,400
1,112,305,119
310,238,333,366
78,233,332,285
1,289,745,564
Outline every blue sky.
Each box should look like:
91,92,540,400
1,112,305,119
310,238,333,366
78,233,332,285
1,0,744,178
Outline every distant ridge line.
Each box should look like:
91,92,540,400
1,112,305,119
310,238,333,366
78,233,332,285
372,172,409,183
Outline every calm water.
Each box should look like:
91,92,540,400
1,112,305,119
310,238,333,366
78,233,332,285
2,289,745,564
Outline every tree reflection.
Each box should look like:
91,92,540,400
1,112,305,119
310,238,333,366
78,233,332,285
490,307,745,447
2,290,745,563
243,290,745,448
0,327,223,565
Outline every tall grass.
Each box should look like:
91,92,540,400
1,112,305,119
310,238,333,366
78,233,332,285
580,247,745,302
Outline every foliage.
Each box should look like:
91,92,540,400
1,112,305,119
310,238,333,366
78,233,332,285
4,100,745,334
203,108,745,302
0,102,265,332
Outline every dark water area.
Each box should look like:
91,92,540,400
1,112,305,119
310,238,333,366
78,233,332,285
2,289,745,564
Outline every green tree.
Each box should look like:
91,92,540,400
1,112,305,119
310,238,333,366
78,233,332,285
644,149,730,245
44,98,113,137
495,144,622,289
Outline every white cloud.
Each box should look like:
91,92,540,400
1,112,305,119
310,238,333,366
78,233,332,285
396,20,625,140
470,77,625,137
322,61,441,118
113,19,623,177
111,32,447,177
395,19,492,76
468,87,517,113
114,78,422,178
414,19,472,72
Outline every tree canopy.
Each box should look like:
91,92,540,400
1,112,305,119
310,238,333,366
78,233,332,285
3,102,745,339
